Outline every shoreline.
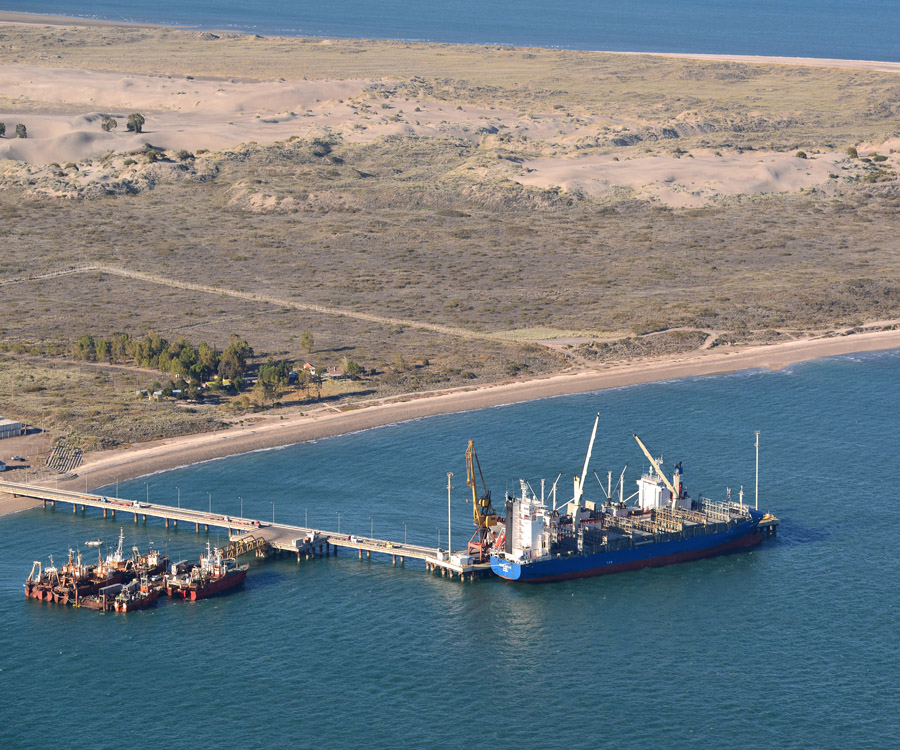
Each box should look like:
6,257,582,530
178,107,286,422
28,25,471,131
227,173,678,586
2,329,895,515
1,11,899,72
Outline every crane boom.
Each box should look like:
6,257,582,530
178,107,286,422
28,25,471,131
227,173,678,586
574,413,601,507
633,433,679,501
465,440,497,562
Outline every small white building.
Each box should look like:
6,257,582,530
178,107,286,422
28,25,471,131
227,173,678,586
0,418,24,440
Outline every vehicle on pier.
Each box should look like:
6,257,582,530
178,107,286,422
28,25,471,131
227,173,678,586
490,416,778,583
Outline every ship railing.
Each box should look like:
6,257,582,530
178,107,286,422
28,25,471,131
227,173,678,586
700,498,753,523
651,507,686,533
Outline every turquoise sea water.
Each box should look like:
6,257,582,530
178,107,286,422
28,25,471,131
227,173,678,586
2,350,900,748
2,0,900,61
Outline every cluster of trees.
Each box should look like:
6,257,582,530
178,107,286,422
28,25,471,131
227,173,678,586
0,123,27,138
73,332,253,393
254,356,363,404
67,329,363,407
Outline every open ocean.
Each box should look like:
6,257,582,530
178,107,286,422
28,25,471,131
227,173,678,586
2,349,900,748
1,0,900,61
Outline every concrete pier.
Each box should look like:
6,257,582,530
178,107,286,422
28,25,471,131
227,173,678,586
0,479,494,581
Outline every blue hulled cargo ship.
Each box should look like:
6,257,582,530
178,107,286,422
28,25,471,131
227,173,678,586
489,417,778,583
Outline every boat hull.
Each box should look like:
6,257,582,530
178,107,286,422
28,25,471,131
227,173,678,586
115,588,161,612
492,517,763,582
179,567,248,601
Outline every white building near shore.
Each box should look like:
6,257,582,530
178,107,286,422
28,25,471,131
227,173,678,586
0,418,25,440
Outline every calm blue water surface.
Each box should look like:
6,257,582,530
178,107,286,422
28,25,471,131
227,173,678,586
2,0,899,60
2,350,900,748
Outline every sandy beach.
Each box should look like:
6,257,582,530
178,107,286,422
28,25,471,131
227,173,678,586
0,328,888,513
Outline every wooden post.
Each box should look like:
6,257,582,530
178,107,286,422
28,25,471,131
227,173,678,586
73,504,77,514
142,514,147,523
134,513,138,524
111,509,114,518
358,548,362,559
392,555,396,566
204,524,208,532
165,517,169,528
103,508,107,518
366,550,370,559
195,523,199,533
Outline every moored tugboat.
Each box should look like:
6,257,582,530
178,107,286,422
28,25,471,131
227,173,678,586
167,543,248,601
114,577,163,612
24,557,59,601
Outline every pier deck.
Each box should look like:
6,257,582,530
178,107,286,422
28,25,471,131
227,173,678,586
0,480,492,580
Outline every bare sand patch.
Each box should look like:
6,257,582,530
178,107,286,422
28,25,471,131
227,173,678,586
0,63,607,166
513,150,856,206
4,62,891,202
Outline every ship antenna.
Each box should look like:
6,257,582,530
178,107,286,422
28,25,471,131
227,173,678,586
754,430,760,511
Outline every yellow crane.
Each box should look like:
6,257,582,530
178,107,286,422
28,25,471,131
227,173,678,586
465,440,497,561
633,433,680,508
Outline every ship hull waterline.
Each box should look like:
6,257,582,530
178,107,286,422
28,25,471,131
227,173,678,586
492,520,764,583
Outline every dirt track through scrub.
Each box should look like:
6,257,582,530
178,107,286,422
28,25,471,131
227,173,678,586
1,264,504,342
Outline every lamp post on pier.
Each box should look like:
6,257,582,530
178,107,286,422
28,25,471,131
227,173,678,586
447,472,453,556
755,430,760,511
337,512,341,534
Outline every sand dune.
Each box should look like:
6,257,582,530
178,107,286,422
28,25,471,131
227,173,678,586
1,62,895,202
513,151,854,206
